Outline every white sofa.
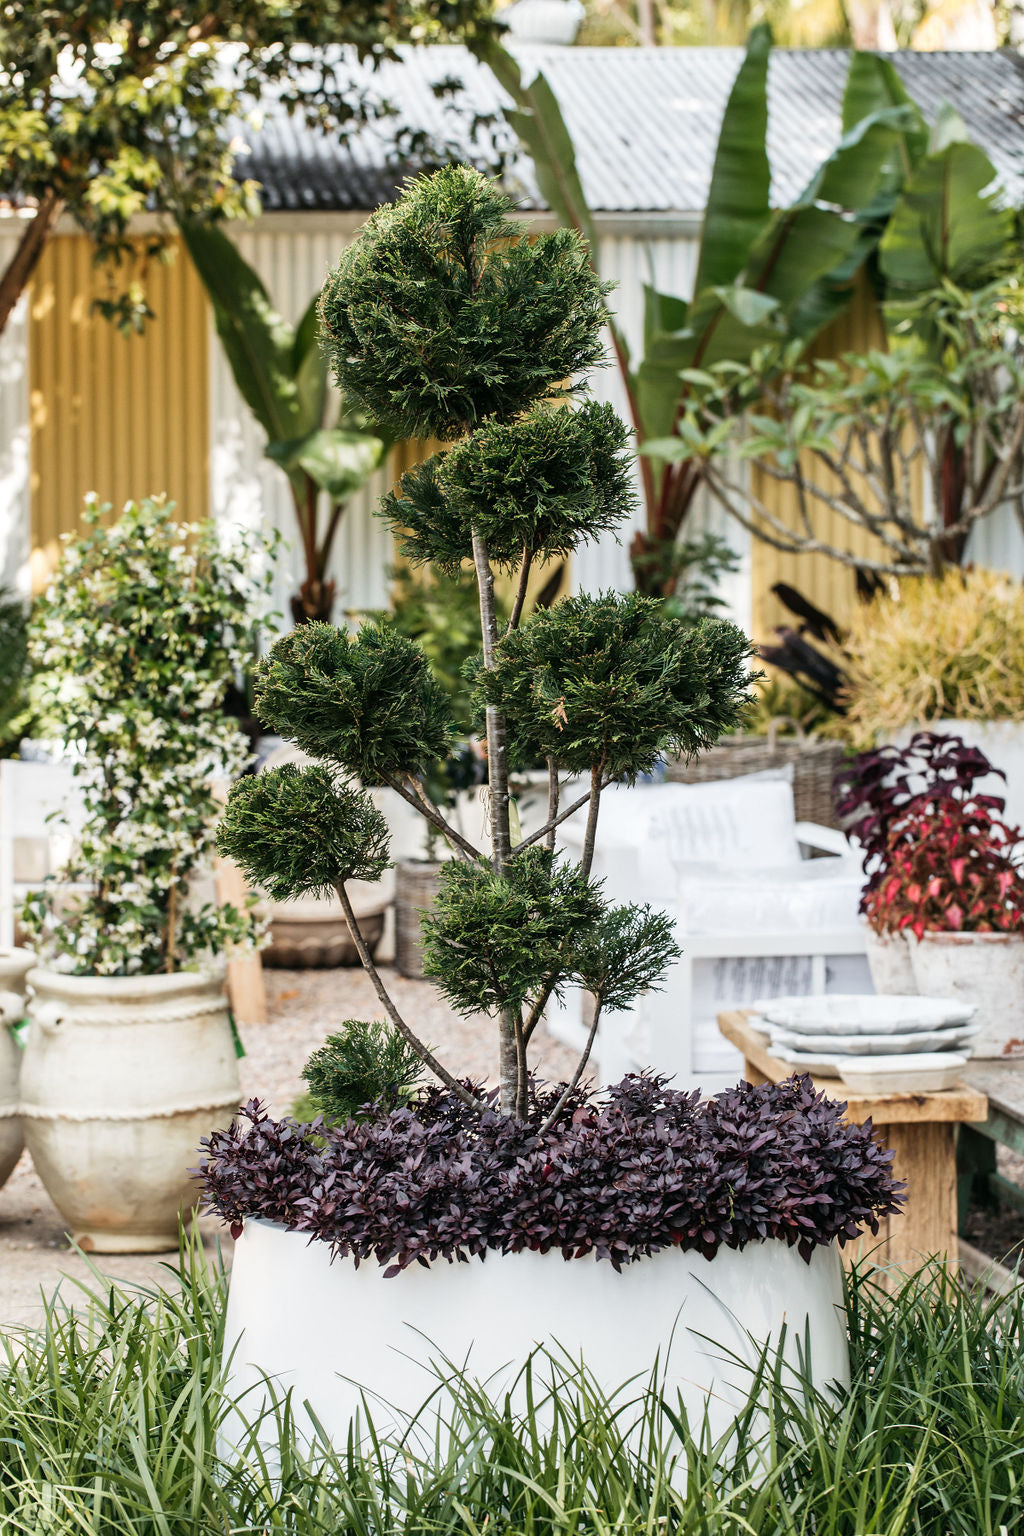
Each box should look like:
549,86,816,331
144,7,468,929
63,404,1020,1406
549,772,870,1094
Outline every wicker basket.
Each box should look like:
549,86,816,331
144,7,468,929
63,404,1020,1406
665,720,847,828
394,859,444,979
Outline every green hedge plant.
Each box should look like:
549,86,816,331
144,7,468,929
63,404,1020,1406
219,166,755,1119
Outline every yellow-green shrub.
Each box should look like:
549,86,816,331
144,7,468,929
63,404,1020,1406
841,569,1024,746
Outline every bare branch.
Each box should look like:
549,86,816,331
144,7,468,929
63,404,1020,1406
381,771,481,862
537,999,603,1137
507,544,533,633
334,881,480,1113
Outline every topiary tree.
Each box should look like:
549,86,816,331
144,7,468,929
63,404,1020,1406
219,166,755,1121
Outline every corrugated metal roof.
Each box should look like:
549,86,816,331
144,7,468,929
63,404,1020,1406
242,44,1024,216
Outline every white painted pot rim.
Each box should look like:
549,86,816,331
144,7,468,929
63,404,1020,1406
912,931,1024,948
27,967,225,1002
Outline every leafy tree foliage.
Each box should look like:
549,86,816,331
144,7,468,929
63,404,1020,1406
473,595,754,777
302,1020,424,1122
0,0,496,336
380,401,635,576
252,620,456,785
319,166,609,440
220,166,754,1119
218,765,391,901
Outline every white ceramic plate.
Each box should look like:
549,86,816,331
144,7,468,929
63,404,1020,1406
751,994,976,1035
767,1022,980,1055
836,1053,969,1094
770,1044,843,1078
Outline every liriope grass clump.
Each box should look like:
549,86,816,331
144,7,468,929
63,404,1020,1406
1,1241,1022,1534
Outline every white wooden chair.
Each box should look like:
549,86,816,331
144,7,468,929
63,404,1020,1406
549,775,871,1094
0,759,83,949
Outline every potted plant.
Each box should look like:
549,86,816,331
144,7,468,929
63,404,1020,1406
18,496,269,1252
203,167,902,1447
0,947,32,1189
838,569,1024,827
835,732,1006,994
863,795,1024,1059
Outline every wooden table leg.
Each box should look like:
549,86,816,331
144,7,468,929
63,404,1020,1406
215,857,267,1027
742,1057,771,1087
844,1121,957,1277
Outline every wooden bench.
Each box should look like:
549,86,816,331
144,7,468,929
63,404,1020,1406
718,1009,988,1273
958,1061,1024,1248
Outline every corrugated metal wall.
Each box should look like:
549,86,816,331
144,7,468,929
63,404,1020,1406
583,230,753,635
0,226,31,594
208,223,394,623
27,235,209,586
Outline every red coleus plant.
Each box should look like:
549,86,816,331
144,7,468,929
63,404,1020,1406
864,799,1024,940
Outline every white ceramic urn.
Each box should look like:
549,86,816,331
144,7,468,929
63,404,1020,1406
20,968,242,1251
909,931,1024,1059
0,948,34,1188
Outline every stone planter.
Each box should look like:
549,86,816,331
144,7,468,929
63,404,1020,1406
863,926,916,995
222,1219,849,1456
394,859,444,979
909,931,1024,1059
262,892,386,969
21,969,242,1251
0,948,34,1189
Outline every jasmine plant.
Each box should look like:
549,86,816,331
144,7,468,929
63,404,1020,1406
218,166,755,1119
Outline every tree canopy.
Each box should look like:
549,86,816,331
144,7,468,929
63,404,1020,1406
0,0,496,335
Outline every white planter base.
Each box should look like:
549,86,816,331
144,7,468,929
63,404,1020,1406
222,1221,850,1457
909,931,1024,1059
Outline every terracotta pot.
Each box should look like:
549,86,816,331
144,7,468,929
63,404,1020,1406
21,968,241,1251
0,948,33,1188
863,926,916,995
223,1220,849,1464
908,930,1024,1059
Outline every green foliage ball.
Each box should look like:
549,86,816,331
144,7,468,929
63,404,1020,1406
473,594,756,778
571,905,680,1014
420,849,604,1016
253,620,456,785
302,1020,424,1123
319,166,610,440
217,765,390,901
380,401,635,574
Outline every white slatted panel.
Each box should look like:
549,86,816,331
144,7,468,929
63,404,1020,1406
207,222,393,629
965,503,1024,580
577,232,752,632
0,225,31,595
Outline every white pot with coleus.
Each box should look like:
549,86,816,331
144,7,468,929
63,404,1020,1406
19,497,270,1252
200,168,901,1453
837,731,1024,1057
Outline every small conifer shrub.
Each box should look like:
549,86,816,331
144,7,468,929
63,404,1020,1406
217,165,756,1123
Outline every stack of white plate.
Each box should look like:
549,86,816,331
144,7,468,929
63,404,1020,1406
749,995,978,1089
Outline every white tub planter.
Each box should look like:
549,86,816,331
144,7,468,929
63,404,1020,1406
21,969,242,1251
863,926,916,995
909,931,1024,1059
222,1220,849,1455
0,948,34,1189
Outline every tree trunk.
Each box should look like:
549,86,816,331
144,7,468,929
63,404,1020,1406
471,525,519,1116
0,189,64,338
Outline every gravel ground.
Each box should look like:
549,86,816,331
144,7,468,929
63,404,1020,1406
0,967,578,1331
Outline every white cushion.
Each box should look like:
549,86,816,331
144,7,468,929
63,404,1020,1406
676,858,862,935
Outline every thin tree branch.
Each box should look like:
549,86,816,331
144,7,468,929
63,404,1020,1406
334,881,480,1112
537,999,603,1137
0,189,63,338
545,757,559,854
510,782,608,856
380,771,481,862
506,544,533,633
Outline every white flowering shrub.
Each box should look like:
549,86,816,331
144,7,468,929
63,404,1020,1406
23,496,274,976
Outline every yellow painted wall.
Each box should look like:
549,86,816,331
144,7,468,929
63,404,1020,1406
29,235,209,588
750,280,888,641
